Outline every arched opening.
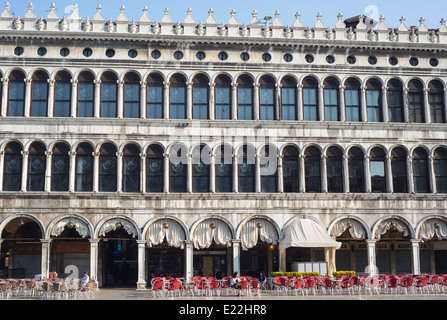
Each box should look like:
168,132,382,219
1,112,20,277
434,147,447,193
75,143,93,192
259,75,276,120
323,77,340,121
77,71,95,117
192,74,209,120
169,144,187,193
281,76,297,120
192,144,211,193
237,75,253,120
8,70,26,116
238,145,255,193
348,147,365,193
27,142,46,192
51,142,70,192
215,145,233,193
260,145,278,193
146,144,164,193
370,147,387,193
326,146,343,193
302,76,319,121
391,147,408,193
146,73,164,119
344,78,361,122
170,74,186,119
54,71,72,117
413,147,430,193
408,79,425,123
215,75,232,120
428,80,445,123
304,146,321,193
100,72,118,118
418,218,447,274
123,72,141,118
282,145,299,193
3,141,23,191
99,143,117,192
122,144,141,193
387,79,404,122
31,71,49,117
366,79,382,122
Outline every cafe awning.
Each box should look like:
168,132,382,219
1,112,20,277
279,218,341,250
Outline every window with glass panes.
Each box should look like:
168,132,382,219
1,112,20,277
304,146,321,192
75,143,93,192
366,79,382,122
215,76,231,120
169,144,187,193
124,73,140,118
429,80,445,123
192,145,210,193
282,146,299,193
327,146,343,192
302,77,319,121
51,143,70,192
8,71,26,116
413,148,430,193
215,145,233,192
434,148,447,193
147,74,163,119
260,145,277,192
259,76,275,120
408,80,425,123
237,75,253,120
345,78,361,122
170,74,186,119
281,77,296,120
324,78,339,121
387,79,404,123
391,147,408,193
99,143,117,192
54,72,72,117
122,145,140,193
348,147,364,193
193,75,209,120
370,147,386,193
31,72,48,117
146,145,164,193
77,72,94,117
27,142,46,191
238,145,255,192
3,142,22,191
101,72,117,118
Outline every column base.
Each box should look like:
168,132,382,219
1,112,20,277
136,281,147,290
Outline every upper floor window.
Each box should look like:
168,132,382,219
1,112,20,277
51,143,70,192
408,79,425,123
366,79,382,122
344,78,360,122
123,73,141,118
99,143,117,192
323,77,340,121
238,145,255,193
31,71,49,117
192,144,211,193
147,73,163,119
304,146,321,193
260,145,278,192
370,147,386,193
215,75,231,120
428,80,445,123
281,77,296,121
8,70,26,117
391,147,408,193
259,76,276,120
237,75,253,120
77,71,95,118
3,142,22,191
27,142,46,192
434,147,447,193
75,143,93,192
169,144,187,193
101,72,118,118
412,148,430,193
54,71,72,117
302,77,319,121
327,146,343,193
215,145,233,193
170,74,186,120
122,144,141,193
192,74,209,120
387,79,404,123
282,145,299,193
146,144,164,193
348,147,364,193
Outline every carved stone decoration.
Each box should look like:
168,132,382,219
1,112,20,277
330,218,366,240
99,218,138,238
51,217,90,238
375,218,410,240
419,219,447,241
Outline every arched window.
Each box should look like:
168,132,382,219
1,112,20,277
122,144,140,193
413,148,430,193
146,144,164,192
215,145,233,192
123,73,140,118
260,145,278,192
238,145,255,192
434,147,447,193
192,75,209,120
408,80,425,123
282,146,299,193
370,147,387,193
215,75,231,120
75,143,93,192
77,71,95,117
348,147,364,193
391,147,408,193
169,144,187,193
302,77,319,121
8,70,26,116
366,79,382,122
54,71,72,117
101,72,118,118
147,73,163,119
327,146,343,192
237,75,253,120
27,142,46,191
345,78,361,122
99,143,117,192
281,77,297,120
428,80,445,123
51,142,70,192
387,79,404,123
324,78,340,121
170,74,186,119
3,142,22,191
304,146,321,192
192,144,211,192
259,76,275,120
31,71,49,117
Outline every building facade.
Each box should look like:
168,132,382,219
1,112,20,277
0,3,447,289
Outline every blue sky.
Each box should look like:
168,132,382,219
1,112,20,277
7,1,447,29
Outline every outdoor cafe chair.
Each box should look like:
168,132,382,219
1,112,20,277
166,278,182,297
400,277,415,295
208,278,221,297
0,281,12,299
291,278,304,296
151,278,165,298
414,278,429,295
303,277,316,296
385,277,400,295
220,277,232,296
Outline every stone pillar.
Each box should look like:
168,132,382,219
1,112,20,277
47,79,55,117
407,155,414,193
44,151,53,192
253,84,260,120
321,154,328,193
343,154,350,193
403,88,409,123
41,239,52,279
187,153,193,193
275,84,281,120
117,80,124,118
24,78,32,117
185,240,194,282
94,80,101,118
140,153,146,193
71,79,78,118
231,83,238,120
299,154,305,193
1,78,8,117
318,84,325,121
339,86,346,122
69,152,76,192
209,83,215,120
297,84,303,121
233,154,238,192
423,88,431,123
186,82,193,120
136,240,147,290
0,151,4,191
360,86,367,122
92,152,100,192
163,153,170,193
163,82,170,119
277,155,284,193
428,156,436,193
116,152,123,192
21,151,29,192
386,155,393,193
382,86,388,122
411,239,421,275
364,155,371,193
140,81,147,119
210,154,216,193
232,240,241,274
366,239,377,276
255,154,261,193
279,248,286,272
89,239,99,284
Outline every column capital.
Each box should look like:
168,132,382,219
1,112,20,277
45,151,53,157
89,239,100,244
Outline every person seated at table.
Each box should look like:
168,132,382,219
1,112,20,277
81,271,90,287
255,272,267,296
230,272,241,296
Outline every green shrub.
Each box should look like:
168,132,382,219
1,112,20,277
332,271,356,277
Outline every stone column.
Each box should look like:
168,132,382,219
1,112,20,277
255,154,261,193
297,84,303,121
428,156,436,193
187,153,193,193
386,155,393,193
44,151,53,192
89,239,99,284
140,153,146,193
116,152,123,192
343,154,350,193
140,81,147,119
279,248,286,272
1,78,8,117
184,240,194,282
41,239,52,279
339,86,346,122
381,86,388,122
253,84,260,120
444,88,447,124
92,152,100,192
70,79,78,118
321,154,328,193
21,151,29,192
423,88,431,123
233,154,239,192
163,82,170,119
0,151,4,191
69,152,76,192
186,82,193,120
117,80,124,118
275,84,281,120
163,153,170,193
231,83,238,120
209,83,215,120
277,155,284,193
407,155,414,193
364,155,372,193
47,79,55,117
403,88,409,123
366,239,377,276
136,240,147,290
318,84,325,121
360,86,367,122
232,240,241,274
210,154,216,193
411,239,421,275
94,80,101,118
299,154,305,193
24,78,32,117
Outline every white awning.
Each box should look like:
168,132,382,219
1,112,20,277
279,219,341,250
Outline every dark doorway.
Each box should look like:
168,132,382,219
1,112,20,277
240,242,278,277
147,241,184,284
286,247,310,272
